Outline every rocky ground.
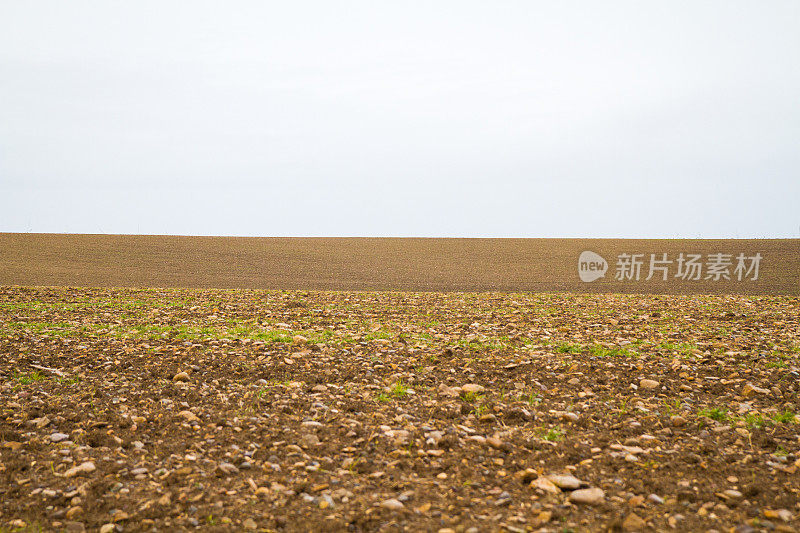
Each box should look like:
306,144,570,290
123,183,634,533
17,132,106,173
0,287,799,532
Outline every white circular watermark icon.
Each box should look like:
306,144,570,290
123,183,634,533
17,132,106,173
578,251,608,282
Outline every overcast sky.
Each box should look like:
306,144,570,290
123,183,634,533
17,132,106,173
1,1,798,237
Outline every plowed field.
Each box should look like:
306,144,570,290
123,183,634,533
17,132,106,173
1,287,799,532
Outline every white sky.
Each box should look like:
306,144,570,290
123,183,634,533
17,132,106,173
1,1,798,237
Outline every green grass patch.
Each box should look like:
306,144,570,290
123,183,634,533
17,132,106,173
772,411,796,424
540,426,565,442
461,391,484,403
525,393,541,406
375,392,391,403
744,413,767,429
364,330,393,341
699,407,729,423
390,380,409,399
14,371,47,384
555,343,582,354
588,344,636,357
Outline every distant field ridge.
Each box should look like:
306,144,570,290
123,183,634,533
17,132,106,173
0,234,797,294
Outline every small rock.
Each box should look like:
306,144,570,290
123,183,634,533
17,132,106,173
723,489,743,500
671,415,687,427
173,371,190,382
66,506,83,519
32,416,51,428
300,433,321,448
438,383,460,397
531,477,561,494
486,437,506,450
64,461,96,478
461,384,485,394
494,491,512,506
178,410,199,423
561,411,580,423
292,335,308,345
569,487,605,505
50,432,70,443
547,474,581,490
639,379,659,390
173,466,193,476
243,518,257,530
533,510,552,526
518,468,538,484
622,512,647,531
64,522,85,533
648,494,664,504
99,524,115,533
742,382,769,397
380,498,405,511
504,403,530,418
628,495,645,507
217,462,240,476
764,509,793,522
567,377,580,385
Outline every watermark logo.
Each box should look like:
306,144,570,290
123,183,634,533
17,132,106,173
578,251,762,282
578,251,608,282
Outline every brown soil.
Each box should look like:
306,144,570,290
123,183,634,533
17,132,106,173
1,287,799,532
0,234,798,294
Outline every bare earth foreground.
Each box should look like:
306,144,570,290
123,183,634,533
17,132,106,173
1,287,799,532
